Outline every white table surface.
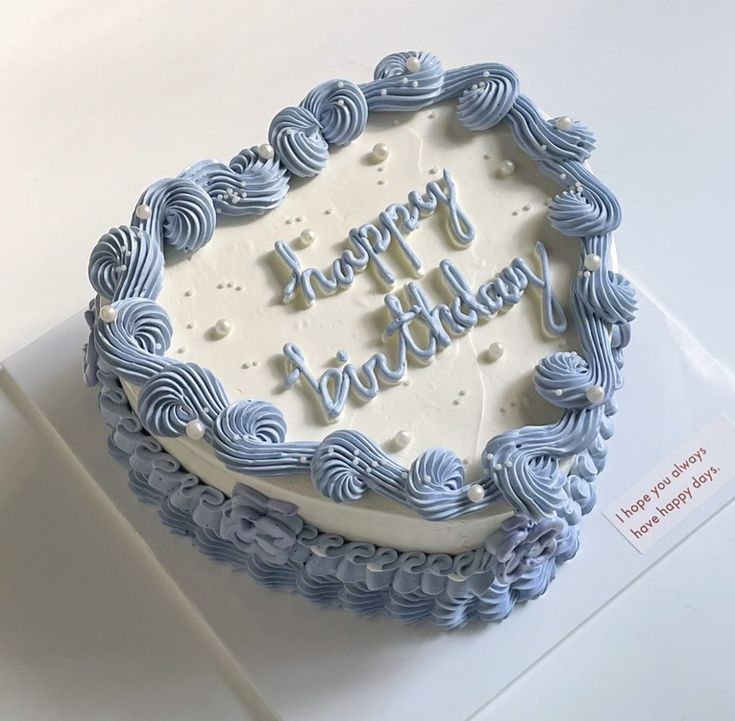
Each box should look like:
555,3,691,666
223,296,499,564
2,1,734,719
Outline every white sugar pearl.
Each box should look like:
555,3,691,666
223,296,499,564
214,318,233,338
394,430,412,449
185,419,205,440
299,228,316,247
372,142,390,163
497,159,516,177
556,116,574,131
584,253,602,271
99,305,117,323
467,484,485,503
486,342,505,362
405,55,421,73
586,385,605,404
554,388,564,397
135,203,152,220
258,143,274,160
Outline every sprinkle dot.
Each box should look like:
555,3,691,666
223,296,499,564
556,116,574,131
185,420,205,440
135,203,152,220
99,305,117,323
497,159,516,177
405,55,421,73
586,385,605,405
486,342,505,362
467,484,485,503
299,228,317,247
394,430,412,449
372,143,390,163
214,318,232,338
258,143,274,160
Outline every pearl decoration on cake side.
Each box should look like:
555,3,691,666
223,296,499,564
371,142,390,163
486,342,505,361
258,143,274,160
299,228,316,247
393,430,412,449
185,419,205,440
556,116,574,131
584,253,602,271
135,203,152,220
586,385,605,404
405,55,421,73
497,160,516,177
99,305,117,323
214,318,233,338
467,484,485,503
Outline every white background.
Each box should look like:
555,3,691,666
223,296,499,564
2,1,734,719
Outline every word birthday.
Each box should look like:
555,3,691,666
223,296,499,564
283,242,567,420
274,169,475,305
613,445,722,542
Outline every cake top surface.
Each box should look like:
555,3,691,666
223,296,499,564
87,50,634,528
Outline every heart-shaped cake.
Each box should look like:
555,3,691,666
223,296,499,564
85,51,635,629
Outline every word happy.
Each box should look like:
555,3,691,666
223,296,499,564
274,169,475,305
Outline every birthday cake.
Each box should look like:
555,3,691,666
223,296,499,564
84,51,636,629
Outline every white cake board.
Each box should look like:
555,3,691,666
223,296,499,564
4,276,735,721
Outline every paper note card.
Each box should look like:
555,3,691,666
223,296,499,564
603,415,735,552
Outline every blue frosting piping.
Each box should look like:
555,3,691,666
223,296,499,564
95,366,580,629
86,50,634,534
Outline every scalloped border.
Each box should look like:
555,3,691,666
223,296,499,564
95,365,580,629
